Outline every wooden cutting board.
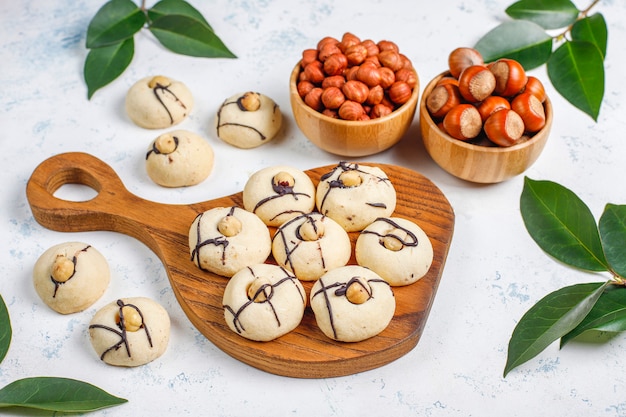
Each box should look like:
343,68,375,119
26,152,455,378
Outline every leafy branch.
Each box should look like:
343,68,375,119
474,0,606,121
0,295,127,413
504,178,626,376
84,0,236,99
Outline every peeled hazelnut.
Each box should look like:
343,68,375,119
118,306,142,332
458,65,496,103
301,49,318,68
217,215,242,237
338,101,365,120
154,133,178,154
394,68,418,89
448,47,484,79
148,75,171,89
339,169,362,187
299,218,325,241
304,88,324,112
303,61,325,84
370,103,393,119
239,92,261,111
317,36,339,51
342,80,369,103
388,81,412,105
51,255,74,282
361,39,379,57
378,50,403,71
247,276,273,302
365,84,384,106
377,40,399,53
321,86,346,109
273,171,295,188
378,67,396,89
297,80,315,98
318,43,342,62
322,75,346,89
356,63,382,87
383,228,408,251
345,44,368,65
345,277,372,304
323,53,348,76
339,32,361,52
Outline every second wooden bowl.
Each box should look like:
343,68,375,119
420,72,553,184
290,63,420,157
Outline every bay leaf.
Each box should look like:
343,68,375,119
521,177,608,272
149,14,236,58
86,0,146,49
571,13,608,59
0,377,127,412
506,0,579,30
474,20,552,69
547,40,605,121
148,0,212,30
599,204,626,278
0,295,10,364
84,38,134,99
504,281,609,376
561,284,626,346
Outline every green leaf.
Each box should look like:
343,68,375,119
561,284,626,346
474,20,553,70
521,178,609,272
571,13,608,59
599,204,626,278
148,0,212,30
149,14,236,58
504,281,609,376
0,295,10,364
84,37,134,99
86,0,146,48
506,0,579,30
547,40,605,121
0,377,127,412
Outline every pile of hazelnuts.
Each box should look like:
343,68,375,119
426,47,547,147
295,32,417,121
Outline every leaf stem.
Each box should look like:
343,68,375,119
554,0,601,41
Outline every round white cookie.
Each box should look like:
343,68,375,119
310,265,395,342
243,165,316,227
272,212,351,281
145,130,214,187
356,217,434,286
189,206,271,277
223,263,306,341
89,297,170,367
33,242,110,314
215,91,282,149
316,162,396,232
126,75,193,129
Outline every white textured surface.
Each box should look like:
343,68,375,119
2,0,626,416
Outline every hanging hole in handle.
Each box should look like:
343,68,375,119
46,166,102,202
53,183,99,202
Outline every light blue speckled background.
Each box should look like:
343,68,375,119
2,1,626,416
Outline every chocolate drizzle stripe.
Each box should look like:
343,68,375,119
152,84,188,125
361,217,419,249
50,244,91,298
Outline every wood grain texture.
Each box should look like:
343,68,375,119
420,72,552,184
289,63,420,157
26,152,455,378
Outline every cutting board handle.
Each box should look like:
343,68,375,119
26,152,151,236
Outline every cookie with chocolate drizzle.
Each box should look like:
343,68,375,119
223,263,306,341
271,212,351,281
310,265,395,342
125,75,193,129
188,206,271,277
215,91,282,149
356,217,434,286
33,242,110,314
315,162,396,232
242,165,316,227
89,297,170,367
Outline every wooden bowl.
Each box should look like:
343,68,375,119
290,63,420,157
420,72,553,184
